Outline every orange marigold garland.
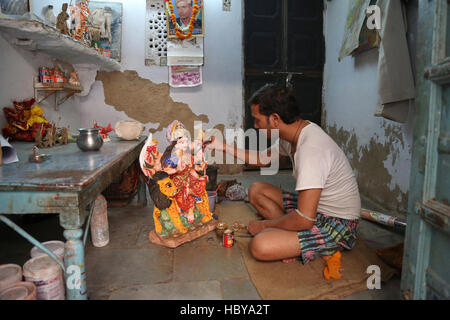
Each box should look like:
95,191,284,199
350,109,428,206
165,0,200,40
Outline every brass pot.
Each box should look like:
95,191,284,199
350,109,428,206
215,222,227,238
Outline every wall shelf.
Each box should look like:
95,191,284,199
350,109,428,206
34,77,83,110
0,18,121,71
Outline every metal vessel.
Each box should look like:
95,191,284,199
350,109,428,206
76,128,103,151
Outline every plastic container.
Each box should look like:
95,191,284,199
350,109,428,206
207,191,217,212
0,264,23,291
90,194,109,247
0,281,37,300
30,240,65,262
23,255,65,300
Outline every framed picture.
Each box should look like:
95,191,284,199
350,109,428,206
88,1,122,62
0,0,30,17
165,0,204,39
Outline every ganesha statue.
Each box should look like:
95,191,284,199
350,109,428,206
139,121,216,247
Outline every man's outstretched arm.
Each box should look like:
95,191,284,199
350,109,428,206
205,136,278,167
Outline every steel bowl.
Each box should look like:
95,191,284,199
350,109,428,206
76,128,103,151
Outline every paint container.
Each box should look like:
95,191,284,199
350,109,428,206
0,264,23,291
0,281,37,300
23,255,65,300
205,165,218,191
30,240,65,262
207,191,217,212
223,229,234,247
90,194,110,247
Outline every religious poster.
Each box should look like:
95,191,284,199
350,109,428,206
88,1,123,61
0,0,30,17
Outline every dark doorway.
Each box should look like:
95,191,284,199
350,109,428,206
243,0,325,169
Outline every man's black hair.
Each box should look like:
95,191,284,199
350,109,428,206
247,84,301,124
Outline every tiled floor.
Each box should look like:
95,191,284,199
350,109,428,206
0,173,405,300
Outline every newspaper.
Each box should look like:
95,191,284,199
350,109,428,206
0,134,19,164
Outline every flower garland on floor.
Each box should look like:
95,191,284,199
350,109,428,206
165,0,200,40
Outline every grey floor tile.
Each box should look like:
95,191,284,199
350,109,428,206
358,220,404,249
174,244,248,282
343,275,402,300
178,232,222,249
108,280,223,300
221,278,261,300
135,224,154,248
85,247,173,287
87,285,112,300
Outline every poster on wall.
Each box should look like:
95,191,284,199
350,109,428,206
0,0,30,17
338,0,371,61
88,1,122,62
165,0,204,39
169,65,202,87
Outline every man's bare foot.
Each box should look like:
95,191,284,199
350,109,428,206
282,258,297,263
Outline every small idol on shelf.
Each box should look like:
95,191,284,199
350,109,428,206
93,121,113,142
68,72,81,87
56,3,70,35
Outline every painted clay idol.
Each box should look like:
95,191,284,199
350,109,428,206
139,121,215,246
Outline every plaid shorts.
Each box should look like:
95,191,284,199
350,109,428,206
282,191,359,264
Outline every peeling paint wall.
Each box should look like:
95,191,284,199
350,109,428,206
323,0,416,217
95,70,209,135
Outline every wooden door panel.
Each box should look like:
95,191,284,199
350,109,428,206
289,75,322,124
436,84,450,204
287,0,324,71
243,0,324,171
403,0,450,300
245,0,282,70
247,32,281,68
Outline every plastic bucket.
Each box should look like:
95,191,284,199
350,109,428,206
0,281,36,300
0,264,23,291
207,191,217,212
23,255,65,300
30,240,65,262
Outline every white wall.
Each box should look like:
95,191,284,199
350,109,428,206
0,34,82,130
323,0,414,215
0,0,243,152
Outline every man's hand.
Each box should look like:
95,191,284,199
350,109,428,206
204,136,224,151
248,219,267,236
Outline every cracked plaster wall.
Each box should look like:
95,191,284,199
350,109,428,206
322,0,416,217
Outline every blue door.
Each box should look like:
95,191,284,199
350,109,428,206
402,0,450,300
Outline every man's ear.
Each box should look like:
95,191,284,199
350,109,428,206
269,113,281,128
